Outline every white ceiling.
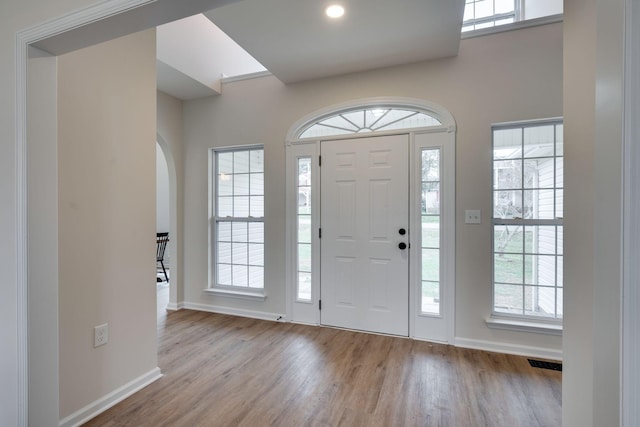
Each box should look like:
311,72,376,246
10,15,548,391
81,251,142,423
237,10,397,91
203,0,466,84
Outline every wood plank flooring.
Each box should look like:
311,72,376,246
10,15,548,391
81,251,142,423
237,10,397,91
84,288,561,427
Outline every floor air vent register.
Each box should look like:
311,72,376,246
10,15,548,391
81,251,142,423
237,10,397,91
528,359,563,371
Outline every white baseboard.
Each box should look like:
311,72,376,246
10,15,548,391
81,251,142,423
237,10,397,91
59,367,162,427
182,302,286,322
166,301,184,311
454,337,562,361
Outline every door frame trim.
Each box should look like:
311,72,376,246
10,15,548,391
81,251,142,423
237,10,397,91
285,98,456,342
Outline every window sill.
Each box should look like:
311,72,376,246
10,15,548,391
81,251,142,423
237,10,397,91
204,288,266,301
486,317,562,336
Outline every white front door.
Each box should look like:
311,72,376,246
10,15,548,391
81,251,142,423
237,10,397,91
320,134,409,336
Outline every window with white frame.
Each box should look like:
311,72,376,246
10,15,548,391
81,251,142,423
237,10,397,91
462,0,563,33
296,157,312,301
421,148,442,315
213,147,264,290
492,119,563,320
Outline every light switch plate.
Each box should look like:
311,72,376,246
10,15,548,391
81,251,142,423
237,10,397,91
465,209,481,224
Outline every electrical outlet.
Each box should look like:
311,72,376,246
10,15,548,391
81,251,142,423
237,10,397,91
465,209,481,224
94,323,108,348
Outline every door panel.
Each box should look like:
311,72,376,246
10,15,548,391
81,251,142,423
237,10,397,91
321,134,409,336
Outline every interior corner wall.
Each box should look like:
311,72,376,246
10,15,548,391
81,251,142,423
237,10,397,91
563,0,625,425
57,29,158,419
157,90,185,304
182,23,563,353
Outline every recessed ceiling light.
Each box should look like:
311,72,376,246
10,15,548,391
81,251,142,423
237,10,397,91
325,4,345,19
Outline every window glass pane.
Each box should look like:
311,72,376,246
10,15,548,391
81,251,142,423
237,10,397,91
556,189,563,218
218,222,232,241
557,226,563,255
422,216,440,249
298,216,312,244
218,174,233,196
524,255,535,284
232,242,248,265
341,111,365,129
298,189,311,214
475,0,494,19
232,222,247,242
494,283,523,314
524,189,555,219
494,159,522,190
234,151,250,174
218,152,233,174
298,244,312,272
421,281,440,315
557,256,563,287
234,196,250,217
218,242,232,264
233,265,248,287
525,286,556,317
422,150,440,180
248,223,263,243
422,249,439,282
250,173,264,195
248,243,264,266
495,0,515,14
248,266,263,288
298,272,312,301
218,263,232,285
218,197,233,217
524,125,555,158
494,190,522,219
555,157,564,188
250,149,264,173
493,128,522,159
494,253,523,283
234,173,249,196
556,124,564,156
556,288,563,317
536,255,557,286
422,182,440,215
495,225,523,253
249,196,264,217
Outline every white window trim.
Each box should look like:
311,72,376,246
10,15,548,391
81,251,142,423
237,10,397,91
207,145,266,300
490,117,563,329
462,13,563,40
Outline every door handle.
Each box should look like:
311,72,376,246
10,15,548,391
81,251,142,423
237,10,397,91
398,228,406,235
398,242,407,250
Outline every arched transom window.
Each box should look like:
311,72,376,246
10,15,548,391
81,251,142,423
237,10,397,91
298,107,442,139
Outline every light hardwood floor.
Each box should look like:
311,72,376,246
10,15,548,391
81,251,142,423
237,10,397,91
84,287,561,426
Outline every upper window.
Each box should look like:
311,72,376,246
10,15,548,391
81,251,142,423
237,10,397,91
212,147,264,290
463,0,563,33
298,107,441,139
492,119,563,321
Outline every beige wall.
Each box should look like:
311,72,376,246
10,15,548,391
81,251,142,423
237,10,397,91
182,23,564,352
57,29,158,419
